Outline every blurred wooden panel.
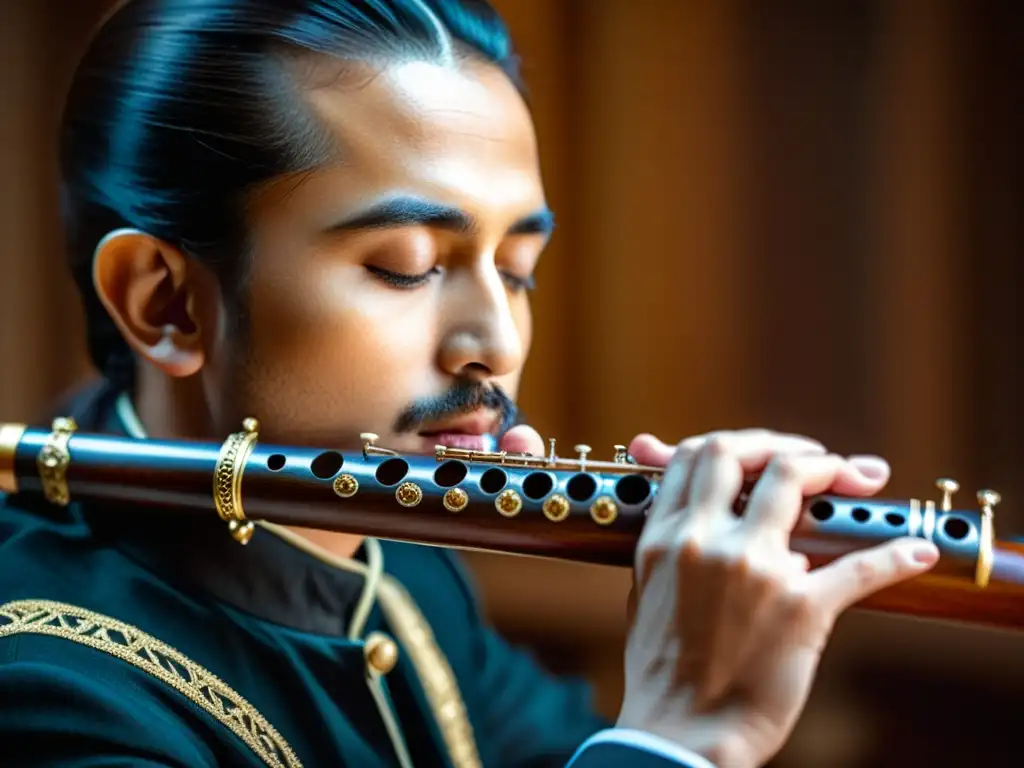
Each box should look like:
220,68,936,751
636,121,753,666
0,2,50,418
872,0,966,494
0,0,98,423
573,0,751,446
961,0,1024,512
741,0,879,447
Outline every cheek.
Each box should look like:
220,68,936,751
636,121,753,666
500,297,533,396
232,262,438,436
515,299,533,354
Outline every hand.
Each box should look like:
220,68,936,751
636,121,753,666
609,430,939,767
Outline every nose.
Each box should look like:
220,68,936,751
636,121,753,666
437,267,524,381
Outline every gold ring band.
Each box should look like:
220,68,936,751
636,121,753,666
37,418,78,506
213,418,260,524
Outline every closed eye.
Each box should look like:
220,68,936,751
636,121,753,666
501,272,536,293
367,265,536,293
366,265,441,289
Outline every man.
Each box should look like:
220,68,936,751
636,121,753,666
0,1,938,766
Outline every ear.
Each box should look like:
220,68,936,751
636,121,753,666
92,229,207,378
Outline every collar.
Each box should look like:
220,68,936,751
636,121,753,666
99,391,384,637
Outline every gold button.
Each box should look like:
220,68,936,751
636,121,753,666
364,632,399,675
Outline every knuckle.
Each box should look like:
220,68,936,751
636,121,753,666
634,541,668,582
701,434,732,458
637,524,669,554
786,588,820,623
637,527,704,570
748,558,788,592
852,555,880,589
706,734,754,768
693,541,729,569
768,454,802,483
677,536,705,566
677,435,700,451
675,436,704,457
702,540,757,575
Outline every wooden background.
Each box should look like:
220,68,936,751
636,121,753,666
1,1,1022,765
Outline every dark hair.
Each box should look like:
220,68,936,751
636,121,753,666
61,0,522,391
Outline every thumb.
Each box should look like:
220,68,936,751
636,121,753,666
627,433,676,467
499,424,546,456
808,537,939,616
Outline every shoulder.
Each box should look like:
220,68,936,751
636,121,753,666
0,496,246,717
0,605,279,767
0,626,217,764
0,492,179,620
0,491,99,604
0,501,295,768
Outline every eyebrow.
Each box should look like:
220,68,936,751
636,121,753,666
327,196,556,237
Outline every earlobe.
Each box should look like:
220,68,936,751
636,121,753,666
92,229,206,378
146,324,205,377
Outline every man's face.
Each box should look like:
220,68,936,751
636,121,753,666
207,58,548,454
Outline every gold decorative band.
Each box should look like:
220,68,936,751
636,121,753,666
36,417,78,506
0,599,302,768
213,418,260,524
0,423,26,494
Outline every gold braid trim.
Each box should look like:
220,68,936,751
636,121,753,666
376,576,482,768
0,600,302,768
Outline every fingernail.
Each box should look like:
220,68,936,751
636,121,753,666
849,455,889,480
906,542,939,566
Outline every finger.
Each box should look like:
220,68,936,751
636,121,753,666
688,437,744,516
828,455,890,496
744,453,887,535
499,424,545,456
642,431,829,543
628,430,827,469
789,552,810,573
627,434,676,467
689,433,826,516
808,537,939,617
642,447,697,530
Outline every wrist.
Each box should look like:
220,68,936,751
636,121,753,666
616,709,755,768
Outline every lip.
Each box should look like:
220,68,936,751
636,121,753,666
416,410,500,438
427,433,494,451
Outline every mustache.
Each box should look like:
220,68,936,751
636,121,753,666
392,380,520,436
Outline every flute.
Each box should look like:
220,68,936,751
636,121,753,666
3,417,1024,631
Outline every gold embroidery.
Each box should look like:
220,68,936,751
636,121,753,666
377,577,482,768
0,600,302,768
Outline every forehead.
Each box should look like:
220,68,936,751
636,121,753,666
279,56,543,216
